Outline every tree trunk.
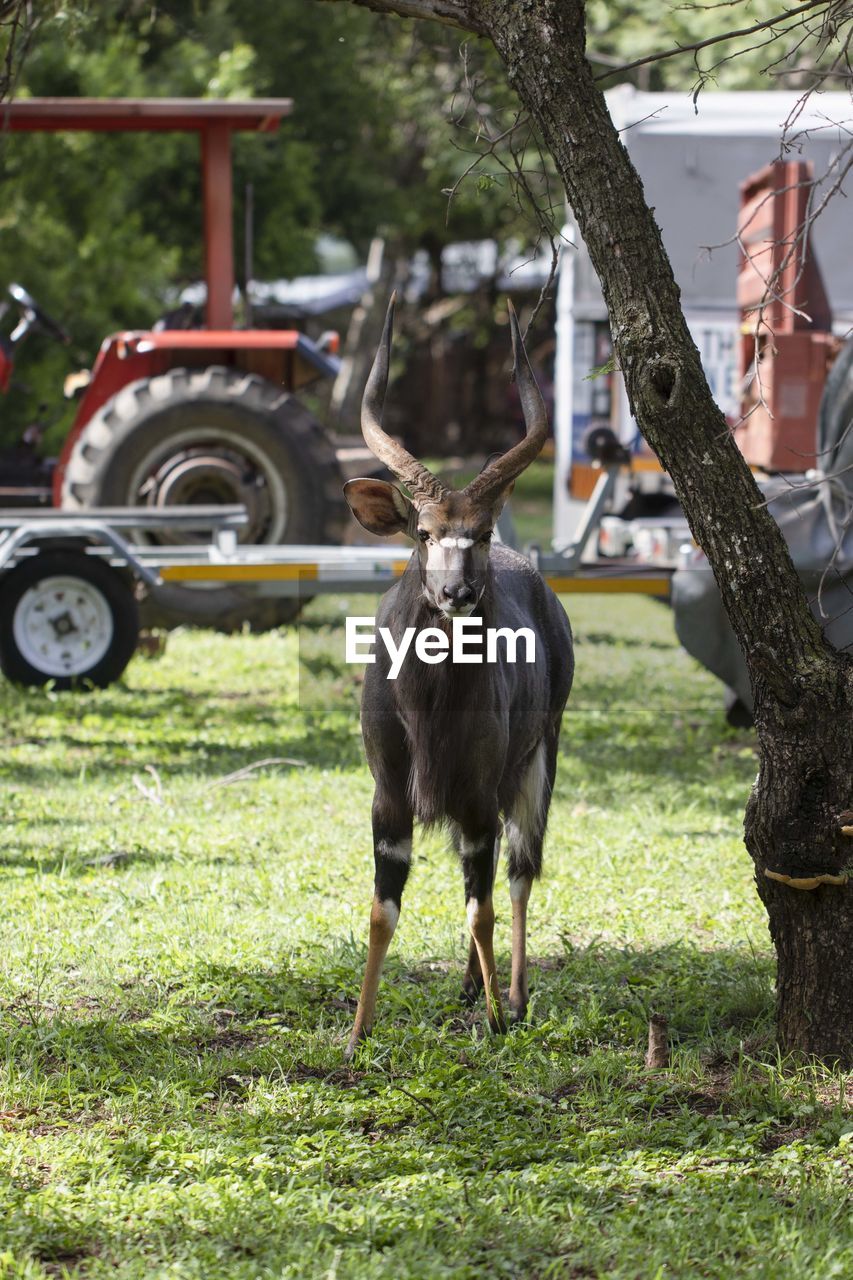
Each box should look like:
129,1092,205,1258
331,238,409,433
748,688,853,1059
332,0,853,1062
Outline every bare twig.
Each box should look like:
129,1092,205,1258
204,757,307,791
0,0,36,104
392,1084,441,1120
444,58,564,333
753,460,853,508
132,764,163,805
592,1,836,84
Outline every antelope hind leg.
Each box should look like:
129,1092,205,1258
505,739,552,1025
508,874,532,1024
460,828,507,1035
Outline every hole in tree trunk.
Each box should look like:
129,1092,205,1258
649,361,676,405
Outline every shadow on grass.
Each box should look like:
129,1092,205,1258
1,739,362,784
0,839,176,875
6,939,850,1278
0,673,750,803
556,695,755,816
0,704,365,787
573,630,677,651
5,938,775,1095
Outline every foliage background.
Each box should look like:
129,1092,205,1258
0,0,798,450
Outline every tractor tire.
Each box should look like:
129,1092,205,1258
61,367,346,632
0,550,138,689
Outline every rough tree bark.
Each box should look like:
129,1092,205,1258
327,0,853,1062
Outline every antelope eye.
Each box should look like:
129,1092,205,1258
480,531,493,544
418,529,431,543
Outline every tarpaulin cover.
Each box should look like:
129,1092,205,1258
671,338,853,712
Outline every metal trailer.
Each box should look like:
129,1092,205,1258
0,99,348,634
0,481,673,689
0,506,246,689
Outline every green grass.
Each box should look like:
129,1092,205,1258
507,458,556,546
0,593,851,1279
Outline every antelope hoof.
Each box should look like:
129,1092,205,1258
344,1028,368,1062
461,974,484,1006
508,1001,528,1027
488,1009,508,1036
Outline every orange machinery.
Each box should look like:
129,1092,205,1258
734,159,837,471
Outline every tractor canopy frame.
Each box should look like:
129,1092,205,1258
1,97,293,329
0,98,341,507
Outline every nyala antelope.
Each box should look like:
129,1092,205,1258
343,296,573,1057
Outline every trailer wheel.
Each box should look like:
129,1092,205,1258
0,551,139,689
61,367,346,632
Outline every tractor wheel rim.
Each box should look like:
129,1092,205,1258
126,429,289,546
13,575,114,677
142,452,269,537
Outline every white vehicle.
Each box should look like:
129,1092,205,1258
552,87,853,551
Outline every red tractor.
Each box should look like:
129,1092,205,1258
0,98,346,630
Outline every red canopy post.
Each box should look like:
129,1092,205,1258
201,122,234,329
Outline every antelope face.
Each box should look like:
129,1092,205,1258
344,291,548,615
413,493,498,617
344,482,508,616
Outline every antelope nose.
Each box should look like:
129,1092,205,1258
442,582,475,606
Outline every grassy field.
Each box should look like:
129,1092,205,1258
0,588,851,1278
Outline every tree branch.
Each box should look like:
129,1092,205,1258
318,0,484,36
0,0,35,103
592,0,837,83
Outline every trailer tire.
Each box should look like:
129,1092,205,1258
0,550,139,689
61,367,346,632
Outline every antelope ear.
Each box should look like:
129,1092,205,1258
343,478,413,536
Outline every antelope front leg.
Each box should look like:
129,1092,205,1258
345,818,412,1060
461,830,506,1035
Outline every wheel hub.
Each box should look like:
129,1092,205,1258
137,447,273,544
50,610,77,639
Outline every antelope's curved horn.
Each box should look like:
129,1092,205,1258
464,300,548,503
361,293,448,505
